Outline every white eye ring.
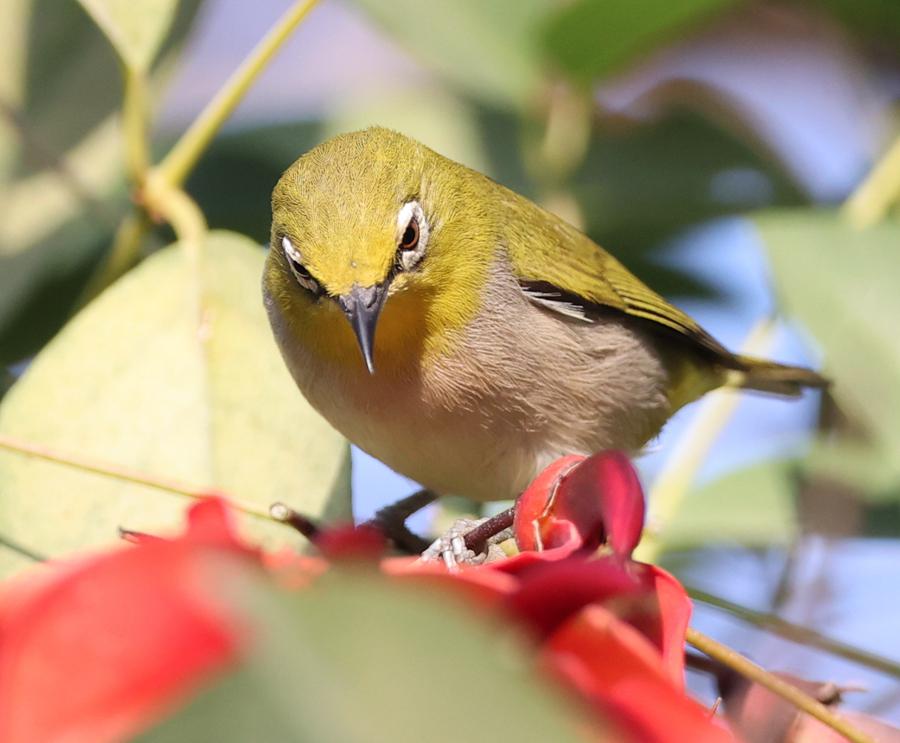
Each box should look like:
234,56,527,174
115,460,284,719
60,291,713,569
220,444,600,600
281,236,319,294
396,200,428,272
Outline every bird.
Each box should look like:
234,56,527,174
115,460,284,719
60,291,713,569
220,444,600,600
263,126,826,508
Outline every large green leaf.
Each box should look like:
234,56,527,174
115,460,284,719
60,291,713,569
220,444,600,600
0,231,350,577
658,460,798,550
541,0,739,83
77,0,180,71
139,571,593,743
755,211,900,486
350,0,554,107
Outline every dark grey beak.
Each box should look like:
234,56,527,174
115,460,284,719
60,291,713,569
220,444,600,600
337,284,388,374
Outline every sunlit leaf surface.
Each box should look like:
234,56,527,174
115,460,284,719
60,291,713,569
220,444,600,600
0,232,350,577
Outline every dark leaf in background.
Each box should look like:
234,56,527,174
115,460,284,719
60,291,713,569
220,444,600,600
349,0,554,107
185,121,323,243
575,110,806,300
814,0,900,43
541,0,740,84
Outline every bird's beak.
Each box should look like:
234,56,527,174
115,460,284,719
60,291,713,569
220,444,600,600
337,284,388,374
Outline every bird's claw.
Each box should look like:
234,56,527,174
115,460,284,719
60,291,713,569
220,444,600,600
418,518,510,570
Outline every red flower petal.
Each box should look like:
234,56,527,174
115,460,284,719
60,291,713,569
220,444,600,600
0,499,250,743
502,557,643,638
514,452,646,558
515,455,585,551
545,605,734,743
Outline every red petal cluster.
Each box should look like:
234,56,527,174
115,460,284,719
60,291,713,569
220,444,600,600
387,452,732,742
0,452,732,742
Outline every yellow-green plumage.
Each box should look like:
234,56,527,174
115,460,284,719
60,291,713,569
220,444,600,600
264,127,827,502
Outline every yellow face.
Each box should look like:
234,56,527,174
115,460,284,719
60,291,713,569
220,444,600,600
266,127,497,375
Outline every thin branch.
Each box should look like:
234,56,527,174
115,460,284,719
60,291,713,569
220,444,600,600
686,628,875,743
270,502,320,541
843,133,900,228
155,0,320,189
635,319,776,562
688,585,900,679
464,507,515,554
366,489,437,553
0,433,272,522
122,67,151,183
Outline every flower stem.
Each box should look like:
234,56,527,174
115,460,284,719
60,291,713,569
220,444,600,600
155,0,320,189
843,133,900,228
0,433,272,521
685,627,876,743
635,319,776,563
687,586,900,679
122,67,151,183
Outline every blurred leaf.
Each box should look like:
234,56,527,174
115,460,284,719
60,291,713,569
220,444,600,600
139,571,593,743
187,121,323,243
10,0,121,168
0,0,202,362
755,211,900,491
659,460,798,549
814,0,900,43
542,0,739,83
0,231,350,578
576,111,806,299
350,0,554,107
77,0,180,71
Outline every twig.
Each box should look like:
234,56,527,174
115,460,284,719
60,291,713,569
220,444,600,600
843,133,900,228
0,433,272,522
122,67,150,183
269,502,320,541
686,628,875,743
366,489,437,553
155,0,320,189
688,585,900,679
464,507,515,554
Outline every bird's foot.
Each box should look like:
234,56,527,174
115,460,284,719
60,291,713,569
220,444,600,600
418,509,515,570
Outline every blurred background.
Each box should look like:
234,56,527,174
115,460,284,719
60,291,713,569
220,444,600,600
1,0,899,723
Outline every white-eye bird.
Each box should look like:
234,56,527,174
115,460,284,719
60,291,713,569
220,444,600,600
263,127,826,504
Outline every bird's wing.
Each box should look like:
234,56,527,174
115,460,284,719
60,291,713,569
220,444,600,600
503,194,733,364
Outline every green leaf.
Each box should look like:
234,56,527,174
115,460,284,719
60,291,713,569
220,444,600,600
0,0,203,362
0,231,350,577
755,210,900,491
139,571,593,743
659,460,798,549
77,0,180,71
350,0,555,107
541,0,739,83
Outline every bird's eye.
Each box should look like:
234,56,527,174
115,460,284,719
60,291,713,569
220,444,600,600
395,200,429,272
281,236,320,295
399,218,419,252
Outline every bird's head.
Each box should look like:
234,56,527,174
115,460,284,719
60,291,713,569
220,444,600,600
265,127,497,375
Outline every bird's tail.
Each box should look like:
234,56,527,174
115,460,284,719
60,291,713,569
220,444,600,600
727,355,830,396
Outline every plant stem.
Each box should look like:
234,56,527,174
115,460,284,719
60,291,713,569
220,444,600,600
122,67,151,183
843,133,900,228
0,433,272,522
634,319,776,562
156,0,320,189
686,628,875,743
144,171,208,247
688,586,900,679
